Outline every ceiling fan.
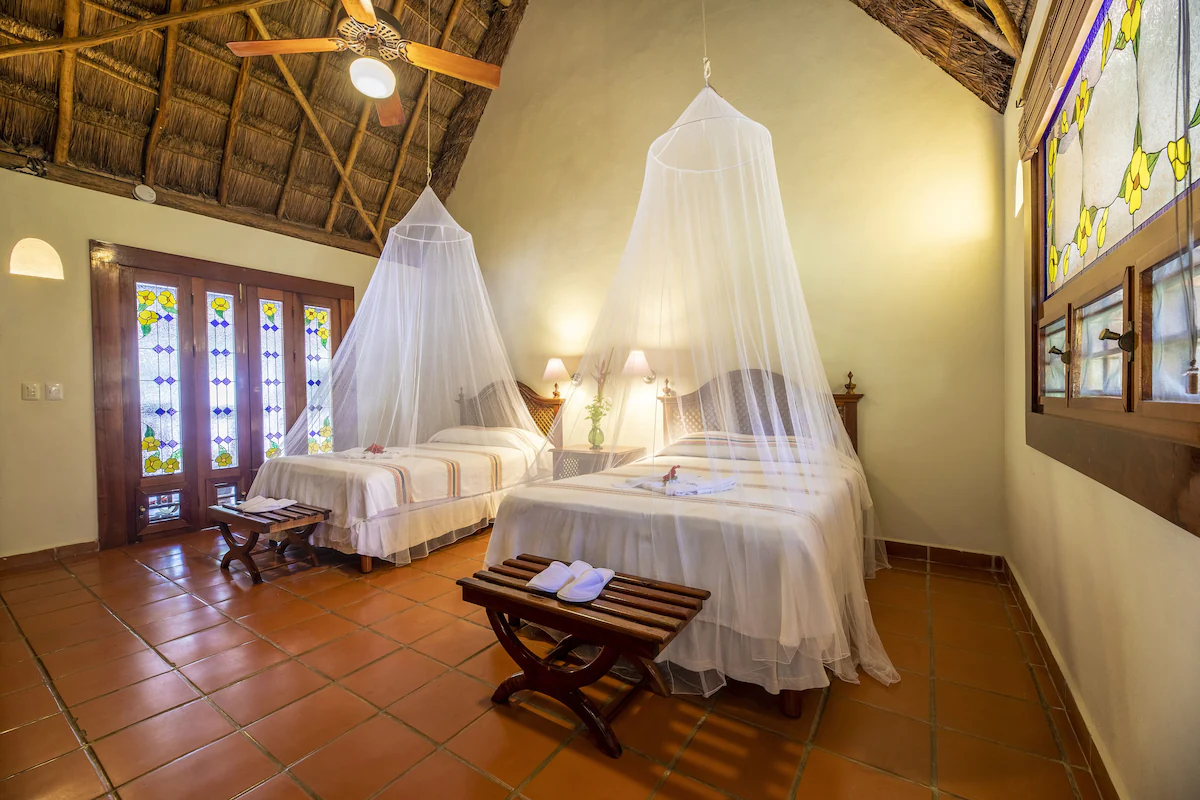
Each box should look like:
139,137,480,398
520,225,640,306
225,0,501,128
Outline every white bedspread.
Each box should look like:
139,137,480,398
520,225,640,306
487,455,898,694
251,440,537,530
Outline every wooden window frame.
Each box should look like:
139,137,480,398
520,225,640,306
91,241,356,550
1027,141,1200,539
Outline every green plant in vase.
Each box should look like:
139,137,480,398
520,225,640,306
584,349,615,450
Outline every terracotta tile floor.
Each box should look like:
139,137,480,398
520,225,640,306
0,530,1105,800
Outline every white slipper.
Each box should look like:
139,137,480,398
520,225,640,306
557,568,615,603
527,560,592,593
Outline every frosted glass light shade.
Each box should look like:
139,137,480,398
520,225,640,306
349,57,396,99
9,238,63,280
543,358,569,381
622,350,652,378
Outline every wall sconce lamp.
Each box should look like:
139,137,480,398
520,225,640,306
622,350,656,384
1048,345,1070,365
542,358,570,398
1099,325,1136,354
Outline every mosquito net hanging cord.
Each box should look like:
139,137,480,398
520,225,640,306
426,0,433,184
496,89,898,697
701,0,711,86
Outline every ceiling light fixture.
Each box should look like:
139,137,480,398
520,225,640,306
349,51,396,99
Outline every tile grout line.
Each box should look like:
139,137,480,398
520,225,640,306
54,554,329,800
0,598,117,799
786,685,831,800
1000,585,1087,800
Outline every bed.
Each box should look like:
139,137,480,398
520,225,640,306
486,370,897,704
250,381,562,566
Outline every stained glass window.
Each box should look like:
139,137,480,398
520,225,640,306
136,282,183,477
304,304,333,454
207,292,238,469
1044,0,1200,296
259,299,286,459
1077,288,1126,397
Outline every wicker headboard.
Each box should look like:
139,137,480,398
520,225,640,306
457,381,564,438
659,370,863,452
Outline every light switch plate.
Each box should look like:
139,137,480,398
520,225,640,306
21,382,40,401
45,383,63,401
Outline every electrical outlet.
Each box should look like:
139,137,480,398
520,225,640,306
45,383,63,401
21,382,40,401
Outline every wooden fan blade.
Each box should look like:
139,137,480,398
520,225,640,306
227,38,343,57
341,0,377,26
375,91,405,127
401,41,500,90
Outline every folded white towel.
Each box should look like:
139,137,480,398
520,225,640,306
527,560,591,593
237,496,296,513
557,568,615,603
619,473,736,497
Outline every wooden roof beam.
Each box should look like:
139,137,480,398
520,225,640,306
325,0,404,233
218,16,254,205
377,0,465,231
0,0,289,60
276,0,341,219
53,0,80,164
143,0,181,186
980,0,1023,60
246,8,383,250
926,0,1015,59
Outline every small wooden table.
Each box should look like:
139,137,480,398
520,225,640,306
208,503,331,584
552,444,647,480
457,554,710,758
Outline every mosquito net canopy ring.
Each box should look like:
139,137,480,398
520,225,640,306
251,187,545,564
488,88,898,696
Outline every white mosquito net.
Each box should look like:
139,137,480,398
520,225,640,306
490,88,897,695
255,186,544,562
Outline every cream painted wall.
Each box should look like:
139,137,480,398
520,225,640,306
0,171,377,557
449,0,1008,551
999,2,1200,798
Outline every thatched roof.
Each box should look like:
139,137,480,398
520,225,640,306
0,0,527,255
847,0,1033,112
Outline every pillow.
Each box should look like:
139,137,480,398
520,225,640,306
658,431,834,463
427,426,545,456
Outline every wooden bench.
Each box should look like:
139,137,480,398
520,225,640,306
457,554,711,758
208,503,331,584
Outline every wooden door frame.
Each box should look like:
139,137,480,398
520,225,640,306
91,241,355,550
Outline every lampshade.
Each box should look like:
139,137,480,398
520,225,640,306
9,238,63,280
621,350,652,377
543,358,569,381
349,57,396,99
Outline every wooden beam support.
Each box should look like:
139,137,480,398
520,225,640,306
0,150,378,255
219,16,254,205
926,0,1015,58
431,0,526,199
324,103,371,231
325,0,403,233
377,0,464,230
143,0,181,186
980,0,1024,60
53,0,80,164
0,0,289,61
276,1,341,219
246,9,383,250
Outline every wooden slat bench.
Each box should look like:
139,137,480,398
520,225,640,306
457,554,711,758
208,503,331,584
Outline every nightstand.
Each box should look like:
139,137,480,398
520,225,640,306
553,444,647,480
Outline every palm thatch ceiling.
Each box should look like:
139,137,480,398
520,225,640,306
0,0,527,255
847,0,1034,112
0,0,1023,256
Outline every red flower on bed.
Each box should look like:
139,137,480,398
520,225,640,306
662,465,680,484
366,443,385,454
